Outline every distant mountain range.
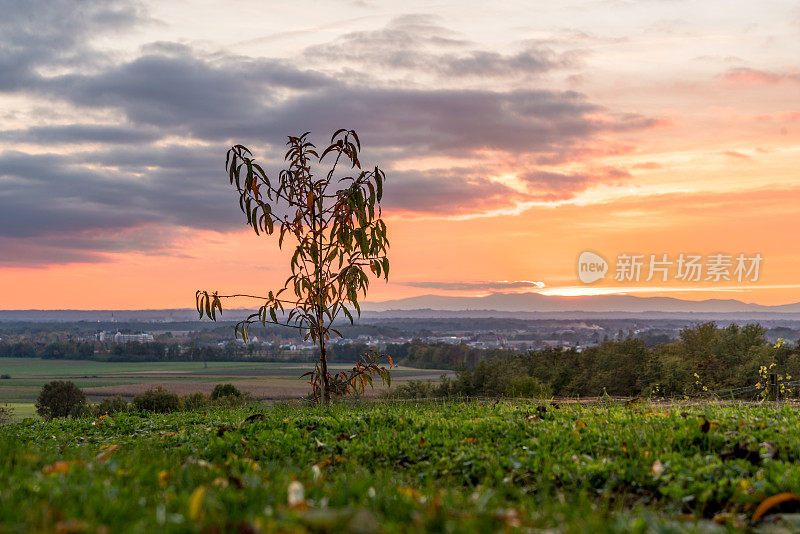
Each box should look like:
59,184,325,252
3,293,800,322
362,292,800,314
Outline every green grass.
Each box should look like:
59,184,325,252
0,358,447,378
2,400,800,532
2,402,36,420
0,359,280,377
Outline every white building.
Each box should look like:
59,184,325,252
106,331,155,343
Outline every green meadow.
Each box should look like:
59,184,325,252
2,401,800,532
0,358,448,409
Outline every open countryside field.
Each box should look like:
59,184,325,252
3,401,800,532
0,358,450,412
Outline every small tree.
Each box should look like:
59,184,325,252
36,380,86,419
197,129,392,403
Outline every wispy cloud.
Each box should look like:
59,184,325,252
405,280,546,291
723,67,800,85
302,14,582,78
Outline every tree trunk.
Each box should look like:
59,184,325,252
319,341,330,404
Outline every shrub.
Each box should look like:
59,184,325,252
95,396,129,416
505,376,551,398
211,383,242,400
180,392,209,411
36,380,87,419
133,387,179,413
394,376,453,399
0,374,10,379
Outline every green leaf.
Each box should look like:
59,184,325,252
195,291,204,318
342,305,354,324
359,231,368,256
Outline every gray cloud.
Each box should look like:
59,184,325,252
383,168,532,215
0,2,658,265
0,147,241,241
29,50,654,162
0,226,181,266
33,47,625,159
303,14,580,77
45,49,335,138
520,167,631,200
0,125,162,145
0,0,146,90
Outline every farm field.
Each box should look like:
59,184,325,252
3,401,800,532
0,358,450,407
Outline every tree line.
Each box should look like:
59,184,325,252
0,339,315,363
398,323,799,399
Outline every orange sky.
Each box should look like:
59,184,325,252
1,1,799,309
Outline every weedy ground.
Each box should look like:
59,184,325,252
2,400,800,533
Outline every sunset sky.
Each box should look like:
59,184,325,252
1,0,799,309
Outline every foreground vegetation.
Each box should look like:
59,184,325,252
3,401,800,532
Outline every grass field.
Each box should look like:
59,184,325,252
0,358,450,406
2,400,800,532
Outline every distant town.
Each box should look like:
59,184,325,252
3,313,799,369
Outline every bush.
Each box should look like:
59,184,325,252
36,380,87,419
505,376,551,398
394,376,453,399
211,383,242,400
95,396,129,416
0,374,10,379
133,387,179,413
180,392,209,411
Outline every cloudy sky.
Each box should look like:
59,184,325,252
1,0,799,309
